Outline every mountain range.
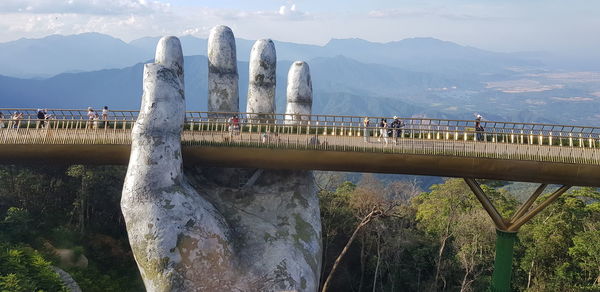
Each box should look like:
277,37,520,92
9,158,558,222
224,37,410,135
0,33,540,78
0,55,458,119
1,33,599,126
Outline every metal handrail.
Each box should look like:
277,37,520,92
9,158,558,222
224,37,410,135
2,108,600,133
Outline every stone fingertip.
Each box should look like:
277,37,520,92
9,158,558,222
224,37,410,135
285,61,313,123
247,38,277,117
155,36,184,74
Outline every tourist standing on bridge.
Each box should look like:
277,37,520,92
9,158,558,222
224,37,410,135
12,111,22,128
102,106,109,128
0,113,4,128
391,116,404,144
102,106,109,120
228,114,240,138
378,118,389,145
43,109,53,128
37,109,45,128
475,114,484,141
87,107,98,129
232,114,240,135
363,117,370,142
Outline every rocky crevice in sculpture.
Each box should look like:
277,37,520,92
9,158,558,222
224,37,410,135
122,27,322,292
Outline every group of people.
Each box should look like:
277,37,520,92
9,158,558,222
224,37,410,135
86,106,110,128
0,111,24,128
362,116,405,144
361,114,485,144
0,107,111,129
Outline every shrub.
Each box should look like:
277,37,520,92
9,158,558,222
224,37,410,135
0,242,68,292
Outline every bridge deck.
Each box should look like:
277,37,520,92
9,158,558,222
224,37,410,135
0,123,600,186
0,109,600,186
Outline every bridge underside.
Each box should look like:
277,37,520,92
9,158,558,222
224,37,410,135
1,144,599,187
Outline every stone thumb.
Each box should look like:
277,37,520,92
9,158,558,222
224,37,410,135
127,36,186,190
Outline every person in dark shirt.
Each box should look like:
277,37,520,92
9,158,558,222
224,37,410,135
475,114,484,141
37,109,45,128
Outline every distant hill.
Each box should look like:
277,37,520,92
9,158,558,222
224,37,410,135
2,33,599,126
0,33,145,78
0,33,540,78
0,55,465,119
322,37,543,74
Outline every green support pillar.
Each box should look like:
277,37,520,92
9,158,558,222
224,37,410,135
491,229,517,292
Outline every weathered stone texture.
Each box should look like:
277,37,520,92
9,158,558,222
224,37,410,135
122,30,322,292
285,61,313,124
247,39,276,120
185,167,322,291
122,36,242,291
208,25,239,115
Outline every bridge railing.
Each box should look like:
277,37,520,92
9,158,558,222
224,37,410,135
1,109,599,165
3,108,600,141
180,118,600,165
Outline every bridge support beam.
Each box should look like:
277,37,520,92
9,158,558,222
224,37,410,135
463,178,571,292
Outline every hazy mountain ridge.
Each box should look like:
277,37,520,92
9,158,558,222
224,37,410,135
0,32,540,78
0,33,144,78
2,33,600,126
0,55,470,119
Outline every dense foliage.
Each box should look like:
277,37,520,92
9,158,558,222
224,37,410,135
0,241,68,292
0,165,144,292
317,174,600,291
0,165,598,291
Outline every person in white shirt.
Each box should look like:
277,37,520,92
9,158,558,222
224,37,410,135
102,106,109,120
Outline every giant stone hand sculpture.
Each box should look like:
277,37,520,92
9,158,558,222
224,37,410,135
122,26,321,292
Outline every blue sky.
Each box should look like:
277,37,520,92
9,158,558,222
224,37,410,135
0,0,598,56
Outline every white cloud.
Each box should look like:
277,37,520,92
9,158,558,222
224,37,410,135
278,3,310,19
0,2,314,43
0,0,170,15
551,97,594,102
215,3,309,21
0,0,598,57
279,4,299,16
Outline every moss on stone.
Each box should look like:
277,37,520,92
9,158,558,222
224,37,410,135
292,214,313,244
292,213,319,276
162,199,175,209
263,232,276,244
130,241,177,292
292,190,309,208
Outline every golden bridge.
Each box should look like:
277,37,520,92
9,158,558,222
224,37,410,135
1,108,599,187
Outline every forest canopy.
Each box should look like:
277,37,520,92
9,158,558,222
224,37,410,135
0,165,598,291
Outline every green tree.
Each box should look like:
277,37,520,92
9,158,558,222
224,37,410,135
516,188,600,291
414,178,517,291
0,207,32,243
569,229,600,286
